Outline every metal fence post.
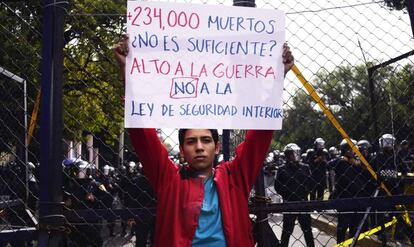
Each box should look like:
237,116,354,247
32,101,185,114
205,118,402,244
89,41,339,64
222,130,231,161
367,49,414,142
367,68,379,141
233,0,256,7
0,67,29,202
38,0,67,246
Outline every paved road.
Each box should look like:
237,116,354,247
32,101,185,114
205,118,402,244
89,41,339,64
269,213,337,247
101,215,337,247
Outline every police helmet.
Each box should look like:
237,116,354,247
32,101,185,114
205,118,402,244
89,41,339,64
120,165,127,175
328,146,338,155
357,139,371,151
339,139,357,155
103,164,110,176
301,153,307,161
400,139,409,146
314,137,325,150
27,162,35,170
379,134,395,150
328,146,339,157
137,162,143,172
283,143,301,162
265,152,274,164
127,161,137,174
77,160,90,179
272,150,281,162
217,154,224,163
62,157,80,167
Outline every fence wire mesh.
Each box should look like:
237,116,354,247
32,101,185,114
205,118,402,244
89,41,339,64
1,0,414,246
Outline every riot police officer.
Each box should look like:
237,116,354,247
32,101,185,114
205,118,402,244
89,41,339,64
327,147,339,194
62,159,105,246
398,140,414,172
372,134,414,242
328,146,339,161
331,139,372,243
100,164,117,236
275,143,315,247
372,134,407,194
307,137,329,200
119,161,156,247
357,139,373,162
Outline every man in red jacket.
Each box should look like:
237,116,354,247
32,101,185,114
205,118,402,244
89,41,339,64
114,34,293,247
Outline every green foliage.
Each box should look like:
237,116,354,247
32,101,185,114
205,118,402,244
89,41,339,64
384,0,406,10
0,1,42,153
2,1,414,161
279,62,414,151
384,64,414,139
0,1,128,155
63,0,126,146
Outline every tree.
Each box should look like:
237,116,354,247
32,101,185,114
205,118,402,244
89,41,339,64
384,0,407,10
278,90,326,149
63,1,126,146
384,64,414,141
278,62,414,151
383,0,414,40
0,1,128,163
0,1,43,158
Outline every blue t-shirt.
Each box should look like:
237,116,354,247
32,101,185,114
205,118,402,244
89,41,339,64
192,176,227,247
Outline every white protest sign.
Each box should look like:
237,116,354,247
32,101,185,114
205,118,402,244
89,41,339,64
125,1,285,129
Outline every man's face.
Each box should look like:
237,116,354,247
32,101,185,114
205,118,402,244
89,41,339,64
360,148,369,157
345,149,355,159
179,129,220,174
315,143,324,151
286,151,300,163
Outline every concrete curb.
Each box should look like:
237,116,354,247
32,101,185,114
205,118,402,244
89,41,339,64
311,213,382,247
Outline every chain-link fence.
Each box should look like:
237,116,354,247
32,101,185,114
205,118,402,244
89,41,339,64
1,0,414,246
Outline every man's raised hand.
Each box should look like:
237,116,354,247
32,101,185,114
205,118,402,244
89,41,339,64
113,34,129,81
283,43,294,76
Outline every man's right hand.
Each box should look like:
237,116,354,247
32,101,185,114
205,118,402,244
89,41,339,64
113,34,129,81
282,43,294,76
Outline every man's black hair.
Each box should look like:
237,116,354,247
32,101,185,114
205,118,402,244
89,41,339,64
178,129,219,146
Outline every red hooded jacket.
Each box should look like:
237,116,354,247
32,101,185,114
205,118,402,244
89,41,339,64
129,128,273,247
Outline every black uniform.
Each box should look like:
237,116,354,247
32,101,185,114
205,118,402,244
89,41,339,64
327,157,339,194
397,147,414,173
120,172,156,247
0,162,34,247
372,150,406,194
98,172,117,236
371,150,414,242
274,161,315,247
307,149,329,200
63,177,105,247
330,157,372,243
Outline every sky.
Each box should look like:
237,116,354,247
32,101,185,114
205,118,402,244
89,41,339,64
153,0,414,150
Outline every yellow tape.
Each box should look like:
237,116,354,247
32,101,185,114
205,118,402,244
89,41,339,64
291,64,411,226
27,90,41,146
332,217,397,247
291,65,388,194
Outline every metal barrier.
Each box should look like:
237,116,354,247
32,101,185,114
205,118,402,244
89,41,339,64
1,0,413,246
